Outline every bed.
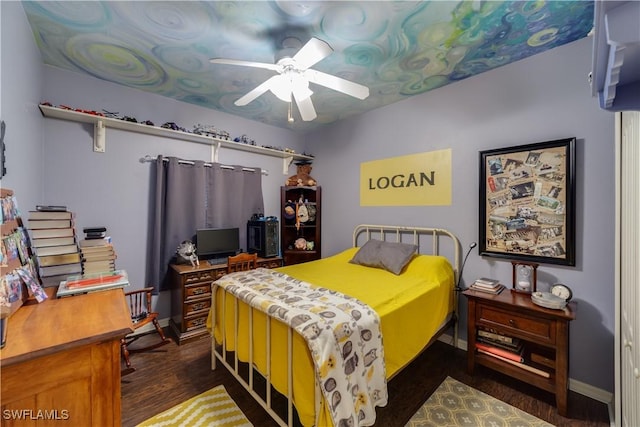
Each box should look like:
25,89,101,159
208,224,461,427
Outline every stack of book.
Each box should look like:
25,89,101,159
27,206,82,287
79,227,117,274
475,329,550,378
469,277,504,294
477,329,523,358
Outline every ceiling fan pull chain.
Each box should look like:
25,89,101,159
288,101,294,123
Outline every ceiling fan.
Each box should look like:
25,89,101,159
210,37,369,122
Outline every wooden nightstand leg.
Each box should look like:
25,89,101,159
467,298,477,375
556,321,570,416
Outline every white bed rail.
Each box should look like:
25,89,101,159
212,224,462,427
211,286,315,427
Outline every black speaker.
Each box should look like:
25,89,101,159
247,219,279,257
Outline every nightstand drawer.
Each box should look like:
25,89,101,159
183,270,215,284
185,314,208,331
185,282,212,300
212,269,227,280
477,304,555,344
184,299,211,316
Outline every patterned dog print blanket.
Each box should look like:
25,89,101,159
214,268,388,427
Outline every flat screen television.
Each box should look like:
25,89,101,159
195,227,240,259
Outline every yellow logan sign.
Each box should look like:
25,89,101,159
360,149,452,206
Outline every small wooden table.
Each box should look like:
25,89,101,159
463,288,576,416
1,288,133,425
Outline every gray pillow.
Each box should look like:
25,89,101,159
349,239,418,275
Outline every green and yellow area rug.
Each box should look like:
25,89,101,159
406,376,554,427
137,385,252,427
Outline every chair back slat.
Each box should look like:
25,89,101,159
124,287,154,322
227,252,258,273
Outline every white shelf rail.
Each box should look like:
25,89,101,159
39,105,313,174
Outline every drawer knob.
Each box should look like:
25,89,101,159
624,339,633,349
509,319,515,325
635,368,640,379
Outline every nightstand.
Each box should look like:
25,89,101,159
463,288,576,416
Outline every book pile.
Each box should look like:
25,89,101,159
475,328,550,378
79,227,117,274
27,206,82,287
469,277,504,294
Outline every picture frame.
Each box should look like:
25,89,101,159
512,260,538,293
479,137,576,266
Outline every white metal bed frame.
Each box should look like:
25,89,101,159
211,224,462,427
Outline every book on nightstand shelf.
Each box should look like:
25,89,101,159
476,348,551,378
475,341,524,363
478,329,515,344
477,336,523,353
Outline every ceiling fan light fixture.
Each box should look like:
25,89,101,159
270,71,312,102
270,74,293,102
291,73,312,99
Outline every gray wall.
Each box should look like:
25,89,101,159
1,1,45,210
2,3,615,396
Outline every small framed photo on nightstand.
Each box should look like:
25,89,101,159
512,260,538,293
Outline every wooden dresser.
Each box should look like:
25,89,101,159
463,288,576,416
0,288,133,426
169,256,283,344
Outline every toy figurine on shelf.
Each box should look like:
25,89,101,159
286,160,317,187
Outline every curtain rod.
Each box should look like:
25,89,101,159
138,154,268,176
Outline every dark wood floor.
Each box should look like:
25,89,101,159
121,331,610,427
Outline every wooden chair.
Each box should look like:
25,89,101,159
227,252,258,273
121,286,172,376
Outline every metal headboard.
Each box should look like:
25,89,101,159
352,224,463,345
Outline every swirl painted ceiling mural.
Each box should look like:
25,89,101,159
23,1,594,131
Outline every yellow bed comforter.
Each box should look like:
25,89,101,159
208,248,454,426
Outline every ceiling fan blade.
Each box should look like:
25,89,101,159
293,90,317,121
210,58,280,72
293,37,333,70
235,76,280,106
305,69,370,100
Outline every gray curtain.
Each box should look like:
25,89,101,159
147,156,264,293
